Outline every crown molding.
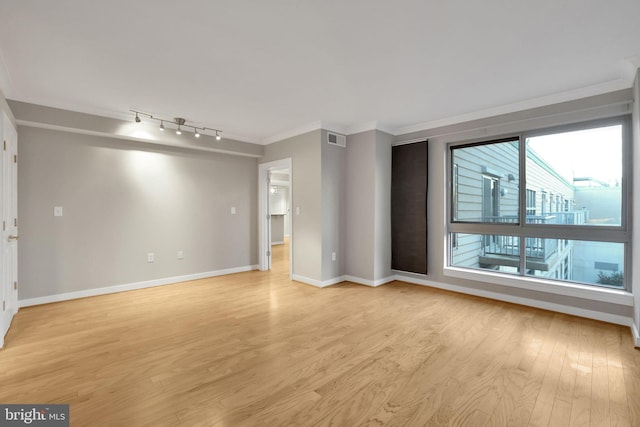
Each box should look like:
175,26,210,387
344,121,396,136
621,54,640,83
262,120,399,145
261,121,323,145
394,78,632,136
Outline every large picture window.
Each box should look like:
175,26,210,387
448,117,630,290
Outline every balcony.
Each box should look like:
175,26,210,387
478,211,583,270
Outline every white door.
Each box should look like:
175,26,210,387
0,112,18,348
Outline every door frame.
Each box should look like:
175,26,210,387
258,158,292,275
0,111,18,348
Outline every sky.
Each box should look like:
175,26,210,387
526,124,622,185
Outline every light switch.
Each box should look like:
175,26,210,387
295,207,300,215
54,206,63,217
231,206,236,215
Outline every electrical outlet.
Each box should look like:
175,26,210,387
231,206,236,215
177,250,184,260
53,206,63,217
331,252,336,261
147,253,154,263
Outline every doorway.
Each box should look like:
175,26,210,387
258,159,292,276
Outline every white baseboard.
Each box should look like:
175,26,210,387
294,274,396,288
632,321,640,348
394,274,633,328
343,275,395,287
18,265,259,308
322,276,347,287
291,274,330,288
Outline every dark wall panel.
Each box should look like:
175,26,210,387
391,140,428,274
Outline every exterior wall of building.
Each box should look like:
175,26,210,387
452,142,578,272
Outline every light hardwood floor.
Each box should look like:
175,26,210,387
1,240,639,426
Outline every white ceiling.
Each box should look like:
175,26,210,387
1,1,639,144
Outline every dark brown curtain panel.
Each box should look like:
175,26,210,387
391,140,428,274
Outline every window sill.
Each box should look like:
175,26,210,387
443,266,633,306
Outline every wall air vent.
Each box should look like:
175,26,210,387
327,132,346,148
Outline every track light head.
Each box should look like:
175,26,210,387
175,118,185,135
159,121,165,131
194,128,201,138
135,113,141,123
216,131,221,141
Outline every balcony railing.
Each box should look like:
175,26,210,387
483,235,556,260
484,210,586,226
481,211,584,261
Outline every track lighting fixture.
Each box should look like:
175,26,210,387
175,118,185,135
130,110,223,141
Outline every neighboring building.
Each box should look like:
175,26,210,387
451,140,623,288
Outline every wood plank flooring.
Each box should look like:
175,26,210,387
1,241,639,426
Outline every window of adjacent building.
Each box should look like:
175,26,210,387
526,189,536,216
448,117,629,290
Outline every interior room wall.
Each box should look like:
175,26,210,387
374,131,393,282
260,130,322,283
632,68,640,344
269,186,288,214
321,130,346,282
393,90,635,322
18,126,258,301
343,130,393,284
0,88,14,126
344,131,376,281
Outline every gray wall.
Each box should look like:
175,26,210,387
394,90,635,320
321,130,346,281
345,131,376,280
374,131,392,281
260,130,322,282
633,69,640,337
344,130,392,282
18,126,258,300
0,88,15,127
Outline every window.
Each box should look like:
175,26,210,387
526,189,536,216
448,117,629,290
